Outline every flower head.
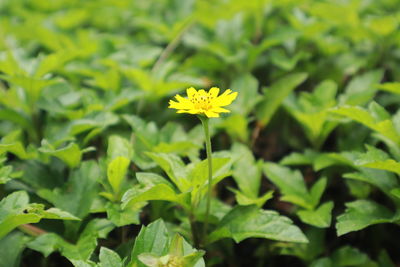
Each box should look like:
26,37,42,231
168,87,237,118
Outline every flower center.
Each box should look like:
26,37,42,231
190,93,213,110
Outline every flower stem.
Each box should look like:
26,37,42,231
199,116,212,246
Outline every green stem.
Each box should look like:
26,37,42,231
189,212,200,248
199,116,212,246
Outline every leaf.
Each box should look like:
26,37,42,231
107,156,130,195
0,232,29,267
297,201,334,228
336,200,395,236
256,72,308,126
343,170,398,196
339,69,383,105
0,165,20,185
331,246,374,266
121,184,189,210
0,108,36,137
37,161,100,218
188,157,232,191
130,219,171,267
208,205,308,244
378,82,400,95
99,247,123,267
283,80,338,148
359,159,400,176
1,74,57,105
330,104,400,145
231,143,262,198
27,219,114,260
229,188,273,207
130,219,205,267
310,177,328,208
106,201,140,226
0,130,36,159
146,152,189,192
218,114,248,141
263,162,314,209
0,191,79,239
107,135,133,160
229,73,261,116
39,142,82,168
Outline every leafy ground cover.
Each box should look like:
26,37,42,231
1,0,400,266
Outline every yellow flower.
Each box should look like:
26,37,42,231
168,87,238,118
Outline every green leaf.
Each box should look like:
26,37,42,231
0,191,79,239
283,80,338,148
330,104,400,145
105,202,141,227
0,165,21,185
130,219,170,267
218,114,248,141
99,247,122,267
27,219,114,260
121,184,189,210
0,232,29,267
331,246,375,266
343,170,398,196
231,143,262,198
263,162,314,209
297,201,334,228
208,205,308,244
107,135,133,160
310,177,328,208
339,69,383,105
131,219,205,267
188,157,232,192
256,72,308,126
0,131,37,159
336,200,395,236
1,74,57,106
359,159,400,176
229,187,273,207
229,73,261,116
378,82,400,95
107,156,130,195
39,142,82,168
37,161,100,218
146,152,189,192
310,257,332,267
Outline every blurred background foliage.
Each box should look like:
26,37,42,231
1,0,400,266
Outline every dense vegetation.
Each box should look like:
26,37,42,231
1,0,400,266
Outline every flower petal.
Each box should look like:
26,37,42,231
212,90,238,107
209,87,220,98
177,109,201,114
205,110,219,118
211,107,230,113
198,89,207,96
168,95,194,110
169,95,194,109
186,87,197,99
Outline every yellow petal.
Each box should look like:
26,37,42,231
209,87,220,98
213,90,238,107
198,89,207,96
177,109,201,114
211,107,230,113
205,111,219,118
169,96,193,110
186,87,197,99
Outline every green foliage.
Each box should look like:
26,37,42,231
1,0,400,266
0,191,79,239
130,219,205,267
208,205,308,244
